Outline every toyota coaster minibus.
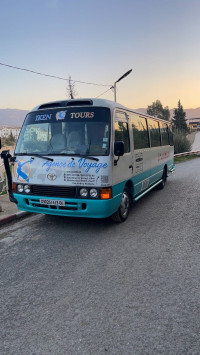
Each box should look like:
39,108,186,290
0,99,175,222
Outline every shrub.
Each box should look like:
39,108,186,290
173,133,191,154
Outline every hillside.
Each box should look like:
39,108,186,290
0,107,200,127
135,107,200,119
0,109,28,127
182,107,200,119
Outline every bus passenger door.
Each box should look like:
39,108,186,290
113,113,133,192
130,114,151,196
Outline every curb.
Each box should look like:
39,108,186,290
0,211,31,226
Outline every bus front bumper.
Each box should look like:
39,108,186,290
13,193,121,219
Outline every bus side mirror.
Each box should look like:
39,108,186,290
114,141,124,166
114,141,124,157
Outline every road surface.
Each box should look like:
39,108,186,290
192,131,200,151
0,158,200,354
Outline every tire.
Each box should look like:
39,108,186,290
111,187,131,223
157,168,167,190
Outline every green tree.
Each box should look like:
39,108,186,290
147,100,170,121
172,100,188,134
5,132,16,145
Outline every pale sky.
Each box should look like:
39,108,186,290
1,0,200,111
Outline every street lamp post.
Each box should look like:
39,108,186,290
111,69,132,102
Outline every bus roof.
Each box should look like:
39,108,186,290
31,98,126,112
31,98,171,124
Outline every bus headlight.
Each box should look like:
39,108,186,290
90,188,98,198
24,185,31,193
80,188,88,197
17,184,24,193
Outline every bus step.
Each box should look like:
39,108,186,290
134,179,162,202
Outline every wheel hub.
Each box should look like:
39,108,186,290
120,192,130,218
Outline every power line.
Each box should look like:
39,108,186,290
0,62,111,87
95,87,113,98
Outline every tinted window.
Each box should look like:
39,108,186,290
115,121,130,153
148,119,161,147
115,111,127,121
160,122,169,145
130,114,149,149
168,125,174,146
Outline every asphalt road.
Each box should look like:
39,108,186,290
1,158,200,355
192,131,200,151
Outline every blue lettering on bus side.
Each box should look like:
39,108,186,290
78,158,108,173
42,158,108,173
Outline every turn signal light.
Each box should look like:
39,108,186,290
12,183,17,192
100,188,112,199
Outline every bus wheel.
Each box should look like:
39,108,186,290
111,187,131,223
157,168,167,190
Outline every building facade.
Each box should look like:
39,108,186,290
0,126,21,139
187,118,200,132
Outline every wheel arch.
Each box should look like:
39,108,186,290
124,179,133,204
163,164,168,176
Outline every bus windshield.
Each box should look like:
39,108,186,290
15,107,111,156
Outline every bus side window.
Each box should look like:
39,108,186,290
114,121,130,153
131,115,149,149
160,122,170,145
168,125,174,146
148,119,161,147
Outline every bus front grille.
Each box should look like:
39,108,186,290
31,185,76,198
26,199,87,212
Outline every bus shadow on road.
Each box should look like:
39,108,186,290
42,213,114,229
39,181,174,237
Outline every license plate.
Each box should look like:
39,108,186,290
40,199,65,206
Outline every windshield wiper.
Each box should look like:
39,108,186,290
31,154,54,162
15,153,54,162
15,152,98,162
49,153,99,161
72,154,99,161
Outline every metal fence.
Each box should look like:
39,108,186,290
174,150,200,158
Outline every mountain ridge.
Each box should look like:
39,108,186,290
0,109,29,127
0,107,200,127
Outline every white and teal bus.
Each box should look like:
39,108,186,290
3,99,175,222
